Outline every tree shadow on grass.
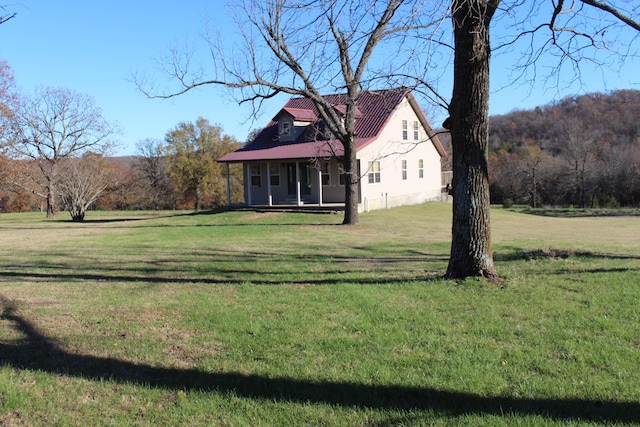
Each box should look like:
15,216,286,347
1,296,638,424
0,246,450,287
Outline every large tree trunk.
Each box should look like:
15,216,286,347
445,0,499,281
342,136,359,225
46,181,56,218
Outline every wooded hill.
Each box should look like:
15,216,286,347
489,90,640,152
484,89,639,207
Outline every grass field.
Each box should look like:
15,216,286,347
0,203,639,426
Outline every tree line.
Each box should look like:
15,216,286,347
0,60,243,218
438,89,640,208
0,119,244,217
487,90,640,208
127,119,244,212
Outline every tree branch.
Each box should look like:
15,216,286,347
579,0,640,32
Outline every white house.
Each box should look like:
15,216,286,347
218,88,447,211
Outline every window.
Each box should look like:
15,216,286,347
368,161,381,184
270,164,280,187
250,164,261,187
282,121,291,136
413,121,419,140
339,160,359,186
418,159,424,179
402,120,408,140
321,162,331,186
401,160,407,180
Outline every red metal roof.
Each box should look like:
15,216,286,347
273,107,318,122
331,104,363,118
219,88,445,162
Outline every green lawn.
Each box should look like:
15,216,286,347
0,204,639,426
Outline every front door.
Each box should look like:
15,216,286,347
287,163,311,196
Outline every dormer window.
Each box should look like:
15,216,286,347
281,121,292,136
324,125,334,140
279,119,296,142
274,107,317,142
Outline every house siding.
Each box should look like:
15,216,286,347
357,98,442,211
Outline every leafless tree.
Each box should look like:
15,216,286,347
0,5,16,25
58,153,121,221
13,86,119,217
520,145,554,208
556,117,603,207
0,60,19,153
134,138,173,210
443,0,638,281
0,60,19,199
604,143,640,206
136,0,446,225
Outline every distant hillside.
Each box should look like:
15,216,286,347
488,89,640,152
437,90,640,207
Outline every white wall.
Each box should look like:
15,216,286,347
357,97,442,212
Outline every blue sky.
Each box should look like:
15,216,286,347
2,1,638,156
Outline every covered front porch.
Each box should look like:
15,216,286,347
226,203,345,214
224,159,360,208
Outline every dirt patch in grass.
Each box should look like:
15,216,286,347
0,411,24,427
240,211,282,221
163,342,225,368
495,247,613,262
527,248,576,260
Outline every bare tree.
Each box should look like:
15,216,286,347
14,86,118,217
58,152,121,221
136,0,444,225
605,143,640,206
0,60,19,152
557,117,603,207
443,0,501,280
0,5,16,25
0,60,19,197
135,138,173,210
443,0,639,281
520,145,554,208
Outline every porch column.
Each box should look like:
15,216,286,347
225,163,231,206
245,164,252,206
295,161,301,206
317,165,323,206
266,162,273,206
